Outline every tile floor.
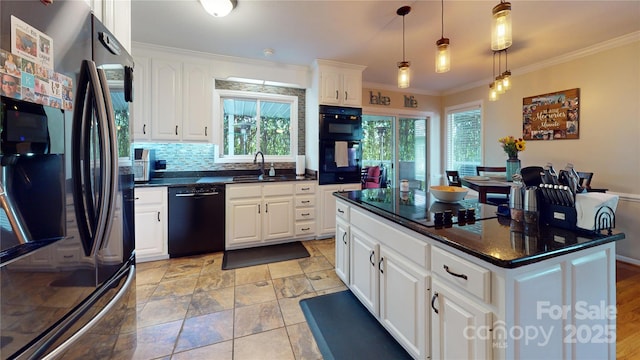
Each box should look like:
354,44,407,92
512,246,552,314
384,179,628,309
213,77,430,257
130,238,344,360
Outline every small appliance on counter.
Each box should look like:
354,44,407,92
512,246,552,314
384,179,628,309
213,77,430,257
133,148,155,182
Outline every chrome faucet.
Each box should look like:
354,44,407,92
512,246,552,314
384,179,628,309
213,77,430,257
253,151,265,180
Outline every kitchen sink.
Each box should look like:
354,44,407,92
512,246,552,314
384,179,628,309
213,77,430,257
232,175,292,182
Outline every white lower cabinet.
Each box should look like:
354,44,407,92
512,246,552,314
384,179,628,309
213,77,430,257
226,183,294,249
134,187,168,262
431,278,493,360
335,217,350,284
347,206,429,360
318,183,361,237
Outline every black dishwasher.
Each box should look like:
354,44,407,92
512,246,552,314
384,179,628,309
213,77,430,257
168,184,225,257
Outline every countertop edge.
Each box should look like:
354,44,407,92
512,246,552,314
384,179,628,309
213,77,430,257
333,191,625,269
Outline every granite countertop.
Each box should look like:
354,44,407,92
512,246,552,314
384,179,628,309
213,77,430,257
135,170,316,187
334,188,625,268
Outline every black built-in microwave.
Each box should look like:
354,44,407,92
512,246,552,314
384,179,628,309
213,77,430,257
319,105,362,141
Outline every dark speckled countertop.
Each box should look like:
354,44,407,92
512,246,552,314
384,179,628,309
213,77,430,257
135,170,316,187
334,188,625,268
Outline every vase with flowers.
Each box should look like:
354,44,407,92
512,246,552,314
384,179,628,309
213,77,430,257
499,136,526,181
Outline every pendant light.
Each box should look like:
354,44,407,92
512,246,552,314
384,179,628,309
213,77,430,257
491,0,512,51
397,6,411,89
489,52,499,101
501,48,512,90
494,51,505,94
200,0,237,17
435,0,450,73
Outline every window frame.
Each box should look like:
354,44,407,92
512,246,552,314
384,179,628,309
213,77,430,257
444,101,483,177
213,89,298,163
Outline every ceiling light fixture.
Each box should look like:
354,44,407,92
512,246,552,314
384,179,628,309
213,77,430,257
501,49,512,90
397,5,411,89
200,0,237,18
491,0,512,50
489,52,499,101
435,0,450,73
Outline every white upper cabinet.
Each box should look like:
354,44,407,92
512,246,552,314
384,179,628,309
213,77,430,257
314,60,366,108
131,55,150,141
182,62,212,141
90,0,131,53
151,58,183,141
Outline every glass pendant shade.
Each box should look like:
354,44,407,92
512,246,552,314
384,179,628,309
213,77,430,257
435,38,450,73
502,70,512,90
398,61,411,88
489,83,498,101
491,2,512,50
495,76,505,94
200,0,235,17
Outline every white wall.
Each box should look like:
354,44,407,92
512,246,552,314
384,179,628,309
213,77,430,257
443,36,640,262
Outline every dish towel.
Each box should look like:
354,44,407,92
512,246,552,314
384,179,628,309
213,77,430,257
335,141,349,167
575,192,619,230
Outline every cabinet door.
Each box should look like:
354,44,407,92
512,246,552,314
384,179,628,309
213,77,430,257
349,226,379,315
182,62,212,141
342,71,362,107
335,218,349,284
134,204,167,260
262,196,294,241
132,56,151,141
431,279,493,360
379,247,428,359
318,185,340,236
226,198,261,247
151,59,182,141
319,69,341,106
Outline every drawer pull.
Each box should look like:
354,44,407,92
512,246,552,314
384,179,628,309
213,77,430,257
443,265,468,280
378,257,384,274
302,200,310,203
63,255,74,259
301,213,310,216
431,292,439,314
369,250,375,266
302,187,310,191
343,232,347,245
337,209,344,214
302,227,310,231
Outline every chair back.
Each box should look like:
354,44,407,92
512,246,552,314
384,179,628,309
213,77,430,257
445,170,462,187
476,166,506,176
362,165,382,189
520,166,544,187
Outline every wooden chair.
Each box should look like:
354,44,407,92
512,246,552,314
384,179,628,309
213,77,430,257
476,166,509,205
577,171,608,193
445,170,462,187
520,166,544,187
476,166,507,176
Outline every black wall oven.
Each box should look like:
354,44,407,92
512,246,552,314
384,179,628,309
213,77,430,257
318,105,363,185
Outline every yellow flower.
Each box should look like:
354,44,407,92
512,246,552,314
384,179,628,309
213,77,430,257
499,135,526,157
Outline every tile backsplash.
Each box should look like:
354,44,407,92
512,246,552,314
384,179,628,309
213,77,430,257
131,142,296,172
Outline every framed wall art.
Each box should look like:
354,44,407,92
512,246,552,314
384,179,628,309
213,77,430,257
522,88,579,140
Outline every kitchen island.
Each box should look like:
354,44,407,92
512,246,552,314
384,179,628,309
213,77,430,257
334,188,624,360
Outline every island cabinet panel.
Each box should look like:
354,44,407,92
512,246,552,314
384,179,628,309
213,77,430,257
431,279,493,360
335,217,350,284
431,246,491,303
349,226,379,315
379,246,429,359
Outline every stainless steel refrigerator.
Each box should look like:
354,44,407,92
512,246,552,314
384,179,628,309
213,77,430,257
0,1,136,358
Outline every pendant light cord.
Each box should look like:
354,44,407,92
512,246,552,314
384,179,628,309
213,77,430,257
441,0,444,38
402,13,406,61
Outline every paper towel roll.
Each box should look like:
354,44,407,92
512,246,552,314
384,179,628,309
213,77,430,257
296,155,305,176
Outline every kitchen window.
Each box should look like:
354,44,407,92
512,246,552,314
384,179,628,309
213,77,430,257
215,89,298,162
445,102,482,177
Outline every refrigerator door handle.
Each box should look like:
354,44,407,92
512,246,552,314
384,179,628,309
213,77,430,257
72,60,112,257
95,67,119,252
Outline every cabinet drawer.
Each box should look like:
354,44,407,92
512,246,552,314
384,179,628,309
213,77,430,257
295,182,316,194
295,195,315,207
336,201,349,221
227,184,262,199
57,247,80,264
263,183,294,197
135,187,166,205
295,208,316,221
431,246,491,303
295,222,316,236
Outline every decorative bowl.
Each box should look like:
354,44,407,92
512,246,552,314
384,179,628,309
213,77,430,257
429,185,468,203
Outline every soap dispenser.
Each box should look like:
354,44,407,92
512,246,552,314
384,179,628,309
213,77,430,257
269,163,275,177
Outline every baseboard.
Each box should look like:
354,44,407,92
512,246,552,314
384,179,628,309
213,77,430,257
616,255,640,266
